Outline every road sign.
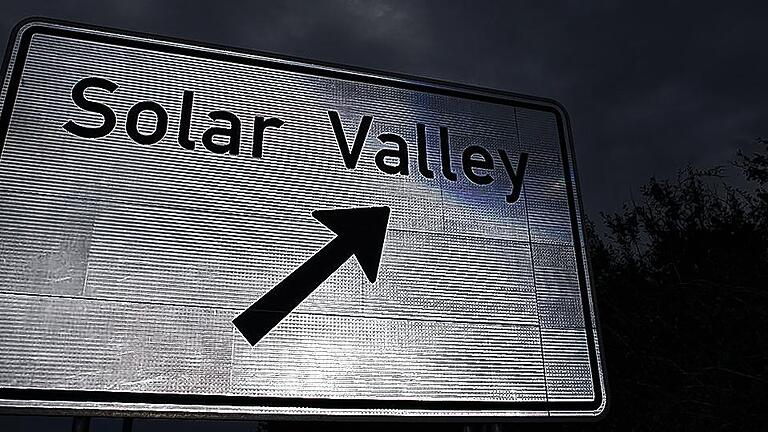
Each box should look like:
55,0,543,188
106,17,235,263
0,19,606,419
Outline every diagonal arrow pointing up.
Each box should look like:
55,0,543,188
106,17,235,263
233,206,390,345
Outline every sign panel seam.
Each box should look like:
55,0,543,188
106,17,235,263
0,18,604,416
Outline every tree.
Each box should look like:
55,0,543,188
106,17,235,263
585,139,768,430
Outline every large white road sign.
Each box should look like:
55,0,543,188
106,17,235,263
0,19,606,419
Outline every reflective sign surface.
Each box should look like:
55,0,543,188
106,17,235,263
0,20,606,418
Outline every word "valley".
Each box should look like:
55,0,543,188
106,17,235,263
62,76,530,204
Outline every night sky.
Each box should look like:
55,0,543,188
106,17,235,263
0,1,766,430
3,0,766,217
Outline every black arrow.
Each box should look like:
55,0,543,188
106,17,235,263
233,206,391,345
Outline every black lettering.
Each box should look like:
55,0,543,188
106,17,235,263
328,111,372,169
178,90,195,150
62,77,117,139
462,145,494,185
252,116,284,158
416,123,434,179
498,150,529,204
202,110,241,155
125,101,168,145
439,126,457,181
375,133,409,175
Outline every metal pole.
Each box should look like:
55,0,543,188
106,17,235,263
71,416,90,432
121,417,134,432
123,417,133,432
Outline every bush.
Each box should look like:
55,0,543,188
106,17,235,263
585,140,768,429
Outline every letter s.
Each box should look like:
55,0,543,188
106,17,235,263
62,77,118,139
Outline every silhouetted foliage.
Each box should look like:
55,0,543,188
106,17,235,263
584,140,768,430
416,143,768,432
367,143,768,432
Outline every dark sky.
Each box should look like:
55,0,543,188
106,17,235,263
0,1,766,430
2,0,766,217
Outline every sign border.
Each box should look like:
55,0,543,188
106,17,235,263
0,17,607,419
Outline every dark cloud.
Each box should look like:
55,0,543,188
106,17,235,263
2,0,766,215
0,3,766,430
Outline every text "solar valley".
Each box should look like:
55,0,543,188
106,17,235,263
62,76,530,204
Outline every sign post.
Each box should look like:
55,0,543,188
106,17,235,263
0,19,606,419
